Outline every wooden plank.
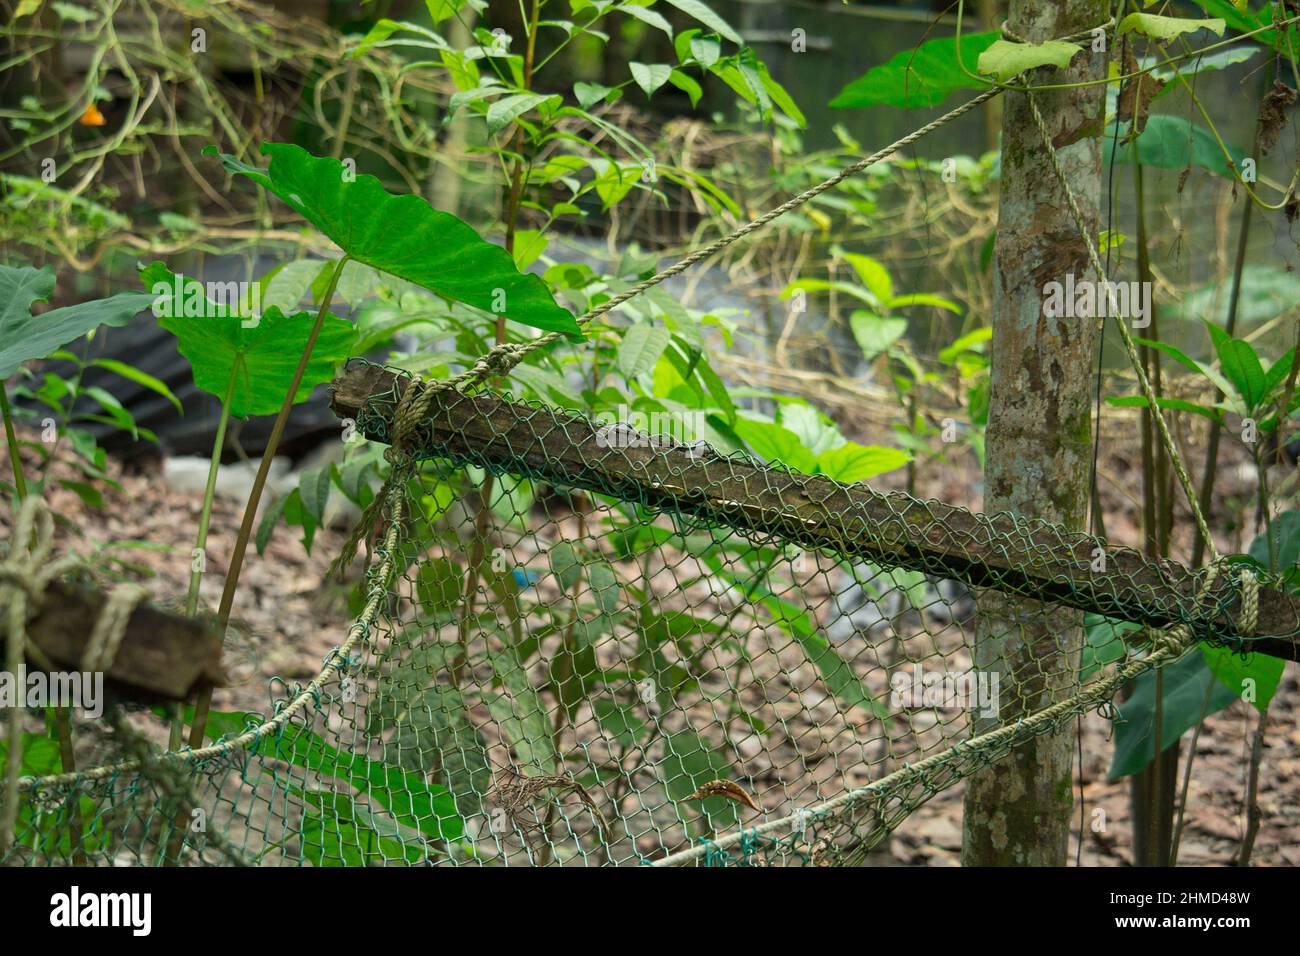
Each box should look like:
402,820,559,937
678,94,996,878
331,364,1300,661
26,581,226,701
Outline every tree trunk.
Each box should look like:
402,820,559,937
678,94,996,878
961,0,1108,866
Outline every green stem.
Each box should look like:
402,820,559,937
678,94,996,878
1,387,29,503
170,365,236,751
47,705,86,864
1132,151,1176,866
187,255,350,749
185,368,236,617
1192,197,1254,567
1237,709,1267,866
1257,444,1277,572
1168,676,1216,866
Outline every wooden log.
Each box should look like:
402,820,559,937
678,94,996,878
24,580,226,701
331,363,1300,661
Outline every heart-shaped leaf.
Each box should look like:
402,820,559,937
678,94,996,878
142,262,356,417
203,143,580,337
830,31,997,110
817,442,910,483
573,81,615,109
1106,114,1246,179
630,62,672,97
849,311,907,361
0,264,151,379
1109,652,1237,780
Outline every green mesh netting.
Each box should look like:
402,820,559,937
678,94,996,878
2,362,1290,867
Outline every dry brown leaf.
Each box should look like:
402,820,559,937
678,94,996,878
1118,48,1165,142
685,779,760,812
1258,79,1298,156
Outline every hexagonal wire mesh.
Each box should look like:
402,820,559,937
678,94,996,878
4,363,1289,867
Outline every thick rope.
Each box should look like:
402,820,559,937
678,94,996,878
81,582,150,673
0,498,82,853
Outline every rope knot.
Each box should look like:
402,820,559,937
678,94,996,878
1149,624,1192,658
476,342,531,377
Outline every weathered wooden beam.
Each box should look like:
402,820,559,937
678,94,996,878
25,580,226,701
331,364,1300,661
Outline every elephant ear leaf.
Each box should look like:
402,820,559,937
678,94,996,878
141,262,356,418
203,143,582,338
0,263,152,379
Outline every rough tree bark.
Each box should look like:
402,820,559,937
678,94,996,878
961,0,1108,865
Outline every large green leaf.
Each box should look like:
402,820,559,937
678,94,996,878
1202,644,1283,715
1107,113,1246,178
0,264,151,379
371,678,492,818
661,0,741,45
977,39,1082,82
837,250,893,304
829,31,997,110
1080,614,1140,682
298,789,431,866
617,322,672,379
142,262,356,417
204,143,580,336
196,708,462,841
817,442,910,483
1193,0,1299,54
414,557,463,616
1119,13,1224,41
1109,651,1237,780
733,416,816,473
1249,508,1300,572
593,699,650,749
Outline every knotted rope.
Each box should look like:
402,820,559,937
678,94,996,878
0,497,147,853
